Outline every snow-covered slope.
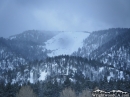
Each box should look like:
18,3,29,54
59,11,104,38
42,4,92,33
45,32,90,56
1,29,130,85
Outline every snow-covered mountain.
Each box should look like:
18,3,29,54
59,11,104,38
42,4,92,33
73,28,130,76
73,28,128,57
7,30,90,58
45,31,90,56
0,30,91,84
7,30,61,60
0,28,130,85
9,30,58,44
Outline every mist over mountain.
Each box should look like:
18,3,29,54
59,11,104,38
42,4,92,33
0,28,130,81
1,0,130,96
0,28,130,96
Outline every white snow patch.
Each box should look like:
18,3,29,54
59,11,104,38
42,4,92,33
45,32,90,56
108,54,112,57
107,72,114,81
30,72,33,83
39,71,48,81
69,78,75,82
119,71,124,79
11,79,16,84
0,50,4,53
10,36,16,40
64,67,69,75
99,67,104,72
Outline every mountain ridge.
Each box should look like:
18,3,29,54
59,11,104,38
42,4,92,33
0,28,130,85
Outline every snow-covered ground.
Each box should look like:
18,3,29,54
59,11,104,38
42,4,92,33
39,71,48,81
45,31,90,56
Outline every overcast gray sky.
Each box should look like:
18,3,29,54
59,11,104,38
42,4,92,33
0,0,130,38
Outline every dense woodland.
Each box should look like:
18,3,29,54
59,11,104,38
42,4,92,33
0,77,130,97
0,28,130,97
0,55,130,97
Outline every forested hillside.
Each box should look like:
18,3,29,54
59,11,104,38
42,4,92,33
0,28,130,97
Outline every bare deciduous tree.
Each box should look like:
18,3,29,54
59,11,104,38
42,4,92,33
60,87,76,97
79,89,92,97
60,87,92,97
16,85,37,97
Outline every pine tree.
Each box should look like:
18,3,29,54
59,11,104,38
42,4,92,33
64,76,71,88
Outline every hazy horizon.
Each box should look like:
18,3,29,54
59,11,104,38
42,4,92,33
0,0,130,37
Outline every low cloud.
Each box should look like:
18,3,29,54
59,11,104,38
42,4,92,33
0,0,130,37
